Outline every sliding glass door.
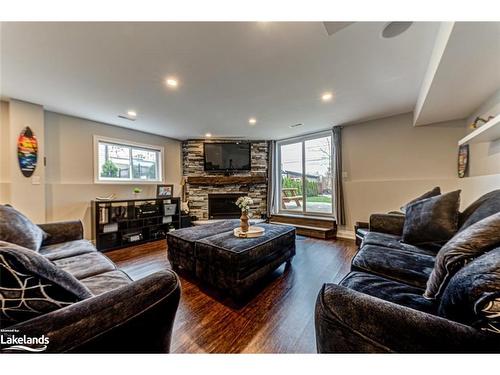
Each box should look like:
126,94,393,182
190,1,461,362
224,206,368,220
277,132,333,216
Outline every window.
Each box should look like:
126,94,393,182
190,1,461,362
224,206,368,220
277,132,333,216
94,136,163,183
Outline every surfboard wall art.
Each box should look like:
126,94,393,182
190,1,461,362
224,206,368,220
17,126,38,177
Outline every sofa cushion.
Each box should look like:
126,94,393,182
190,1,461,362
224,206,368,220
424,212,500,299
0,241,92,326
39,239,96,261
352,244,435,289
80,270,133,295
439,248,500,333
459,189,500,232
402,190,461,246
53,252,116,279
0,204,47,251
362,232,437,256
340,271,437,314
400,186,441,213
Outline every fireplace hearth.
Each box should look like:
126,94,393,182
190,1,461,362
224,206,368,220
208,193,246,219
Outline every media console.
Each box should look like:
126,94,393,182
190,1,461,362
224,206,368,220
92,197,181,251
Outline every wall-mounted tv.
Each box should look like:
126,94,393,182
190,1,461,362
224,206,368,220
203,142,251,172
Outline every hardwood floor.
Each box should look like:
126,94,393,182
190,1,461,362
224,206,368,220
106,236,357,353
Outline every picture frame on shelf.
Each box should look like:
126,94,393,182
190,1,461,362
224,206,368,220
157,184,174,198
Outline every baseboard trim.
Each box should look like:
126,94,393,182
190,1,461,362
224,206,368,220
336,229,355,240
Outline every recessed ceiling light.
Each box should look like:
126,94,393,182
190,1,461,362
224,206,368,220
321,92,333,102
205,133,212,138
248,118,257,125
166,78,178,88
127,110,137,117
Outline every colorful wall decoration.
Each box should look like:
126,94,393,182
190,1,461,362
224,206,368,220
457,144,469,178
17,126,38,177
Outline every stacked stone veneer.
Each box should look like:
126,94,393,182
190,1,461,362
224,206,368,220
183,140,268,220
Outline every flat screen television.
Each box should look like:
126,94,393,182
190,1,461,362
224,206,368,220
203,142,251,172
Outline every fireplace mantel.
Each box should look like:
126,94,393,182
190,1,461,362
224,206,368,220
186,174,267,186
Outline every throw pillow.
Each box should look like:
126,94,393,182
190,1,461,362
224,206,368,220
438,247,500,334
400,186,441,213
0,241,93,327
458,189,500,232
424,212,500,299
0,204,47,251
402,190,461,246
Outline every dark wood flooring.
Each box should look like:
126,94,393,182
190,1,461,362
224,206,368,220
106,236,357,353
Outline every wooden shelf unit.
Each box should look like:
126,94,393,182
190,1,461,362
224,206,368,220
92,197,180,252
458,114,500,145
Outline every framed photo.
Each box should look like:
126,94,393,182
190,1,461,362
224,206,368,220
157,184,174,198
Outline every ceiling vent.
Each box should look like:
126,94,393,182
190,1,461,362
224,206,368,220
289,123,303,128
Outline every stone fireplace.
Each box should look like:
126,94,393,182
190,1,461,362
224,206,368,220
182,140,268,221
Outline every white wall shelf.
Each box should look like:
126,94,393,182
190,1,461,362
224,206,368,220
458,114,500,146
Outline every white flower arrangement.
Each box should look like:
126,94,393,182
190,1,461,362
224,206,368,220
235,196,254,213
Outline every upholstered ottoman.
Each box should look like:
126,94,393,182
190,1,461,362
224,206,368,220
195,223,296,298
167,220,240,273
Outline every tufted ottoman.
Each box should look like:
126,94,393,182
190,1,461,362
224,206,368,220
194,223,296,298
167,220,241,273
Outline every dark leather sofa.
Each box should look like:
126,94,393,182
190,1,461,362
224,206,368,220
1,220,181,353
315,190,500,353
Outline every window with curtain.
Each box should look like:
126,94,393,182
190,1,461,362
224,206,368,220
94,136,163,183
277,131,334,216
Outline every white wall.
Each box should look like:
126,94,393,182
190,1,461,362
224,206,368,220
0,101,10,203
340,112,466,235
340,101,500,237
465,88,500,177
44,112,183,239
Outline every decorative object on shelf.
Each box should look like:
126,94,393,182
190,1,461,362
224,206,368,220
95,193,116,201
123,232,143,243
135,201,160,218
17,126,38,177
235,196,254,232
233,226,265,238
111,204,127,220
180,176,189,214
458,144,469,178
132,187,142,198
157,184,173,198
163,202,177,216
469,115,495,129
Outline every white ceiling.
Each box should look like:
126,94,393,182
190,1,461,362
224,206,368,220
414,22,500,126
1,22,440,140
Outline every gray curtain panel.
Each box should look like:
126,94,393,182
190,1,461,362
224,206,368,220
266,140,277,218
332,126,346,225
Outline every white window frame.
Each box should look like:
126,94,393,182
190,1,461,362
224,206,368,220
276,130,334,217
93,135,164,184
